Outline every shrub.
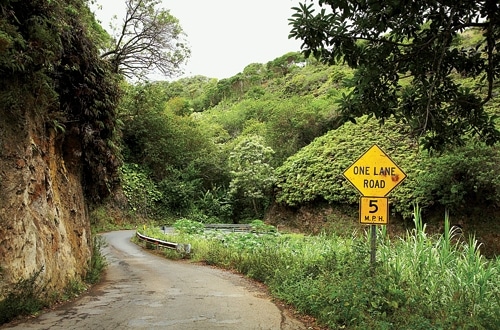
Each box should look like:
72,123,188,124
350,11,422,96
414,142,500,211
0,268,47,324
173,218,205,235
158,171,199,215
120,163,163,218
274,116,421,217
85,235,107,284
194,187,233,223
274,116,500,218
250,220,276,234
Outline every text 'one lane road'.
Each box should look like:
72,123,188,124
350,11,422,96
2,230,306,330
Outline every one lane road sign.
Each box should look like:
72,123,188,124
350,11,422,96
343,144,406,197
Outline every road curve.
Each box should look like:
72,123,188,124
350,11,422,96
2,230,307,330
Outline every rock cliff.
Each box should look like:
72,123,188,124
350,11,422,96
0,110,91,296
0,1,120,299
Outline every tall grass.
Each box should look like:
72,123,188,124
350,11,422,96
377,206,500,328
86,235,108,284
139,212,500,329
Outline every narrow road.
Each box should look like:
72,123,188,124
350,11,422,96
2,230,307,330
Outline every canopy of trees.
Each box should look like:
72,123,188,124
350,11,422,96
3,0,497,224
289,0,500,150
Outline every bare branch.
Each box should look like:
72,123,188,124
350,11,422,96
100,0,190,80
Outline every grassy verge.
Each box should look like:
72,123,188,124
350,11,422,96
138,210,500,329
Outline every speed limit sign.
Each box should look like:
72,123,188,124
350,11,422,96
359,197,388,224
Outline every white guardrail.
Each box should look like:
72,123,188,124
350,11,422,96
136,224,254,255
135,231,191,254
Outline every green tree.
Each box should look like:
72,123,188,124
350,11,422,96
265,51,305,77
119,82,231,215
228,135,275,219
121,85,212,178
289,1,500,150
165,96,191,116
100,0,190,79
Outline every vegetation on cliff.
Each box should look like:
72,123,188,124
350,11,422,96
0,0,120,323
0,0,121,201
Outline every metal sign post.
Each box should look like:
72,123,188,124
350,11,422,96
343,144,406,271
370,224,376,273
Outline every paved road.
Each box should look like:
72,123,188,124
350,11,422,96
2,230,307,330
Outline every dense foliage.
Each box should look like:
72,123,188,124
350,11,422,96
117,56,353,221
289,0,500,150
0,0,121,202
275,116,500,218
117,36,499,223
415,143,500,210
119,82,229,218
275,117,420,217
228,135,275,218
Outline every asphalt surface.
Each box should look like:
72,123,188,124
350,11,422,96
2,230,307,330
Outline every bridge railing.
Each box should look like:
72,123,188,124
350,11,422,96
204,223,252,232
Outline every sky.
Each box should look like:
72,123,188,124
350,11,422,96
92,0,304,80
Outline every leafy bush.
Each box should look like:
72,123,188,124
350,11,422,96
173,218,205,235
250,220,276,234
195,187,233,223
283,69,329,95
85,235,107,284
0,268,47,324
265,96,338,164
274,116,422,217
120,163,163,218
414,143,500,211
157,165,201,216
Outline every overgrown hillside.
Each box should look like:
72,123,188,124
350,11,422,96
115,27,500,257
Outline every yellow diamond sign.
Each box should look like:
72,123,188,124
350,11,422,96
343,144,406,197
